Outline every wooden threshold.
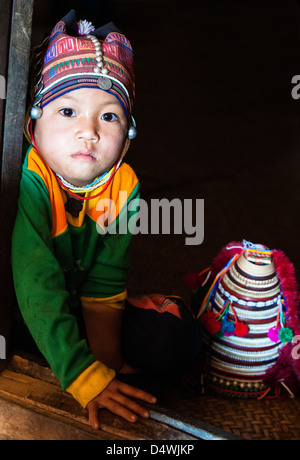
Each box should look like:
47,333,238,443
0,352,242,440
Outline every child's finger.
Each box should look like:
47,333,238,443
116,380,157,403
87,397,137,428
112,392,151,419
105,398,140,423
87,402,100,430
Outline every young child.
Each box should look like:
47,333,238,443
12,10,201,429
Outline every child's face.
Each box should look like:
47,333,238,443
34,88,128,186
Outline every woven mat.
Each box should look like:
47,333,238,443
160,388,300,441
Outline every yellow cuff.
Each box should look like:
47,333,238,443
66,361,116,408
81,290,127,310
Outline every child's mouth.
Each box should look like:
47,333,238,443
71,150,96,162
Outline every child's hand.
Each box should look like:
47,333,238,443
87,378,156,429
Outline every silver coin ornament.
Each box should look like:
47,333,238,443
98,76,112,90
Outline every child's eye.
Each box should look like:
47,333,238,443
59,108,76,117
101,113,117,122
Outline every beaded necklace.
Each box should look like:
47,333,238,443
55,159,121,201
56,166,113,193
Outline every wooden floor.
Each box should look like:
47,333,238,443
0,353,240,440
1,352,299,440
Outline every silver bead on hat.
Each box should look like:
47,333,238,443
87,34,112,89
30,106,43,119
30,74,44,119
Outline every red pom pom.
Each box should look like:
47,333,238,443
201,312,215,324
234,321,249,337
205,319,222,335
204,318,222,335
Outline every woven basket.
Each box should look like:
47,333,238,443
192,242,300,399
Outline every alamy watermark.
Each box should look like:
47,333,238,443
0,335,6,359
292,335,300,360
291,75,300,99
0,75,6,100
95,192,204,246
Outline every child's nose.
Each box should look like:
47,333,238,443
76,119,100,142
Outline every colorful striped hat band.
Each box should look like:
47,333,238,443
30,10,136,139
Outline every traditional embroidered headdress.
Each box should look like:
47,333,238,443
184,240,300,398
30,9,135,119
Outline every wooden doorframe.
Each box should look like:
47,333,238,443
0,0,13,180
0,0,34,371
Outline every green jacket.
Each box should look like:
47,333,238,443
12,146,139,407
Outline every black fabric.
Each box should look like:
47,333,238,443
59,9,121,39
121,298,202,375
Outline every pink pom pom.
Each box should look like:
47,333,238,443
224,330,235,337
268,326,280,342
